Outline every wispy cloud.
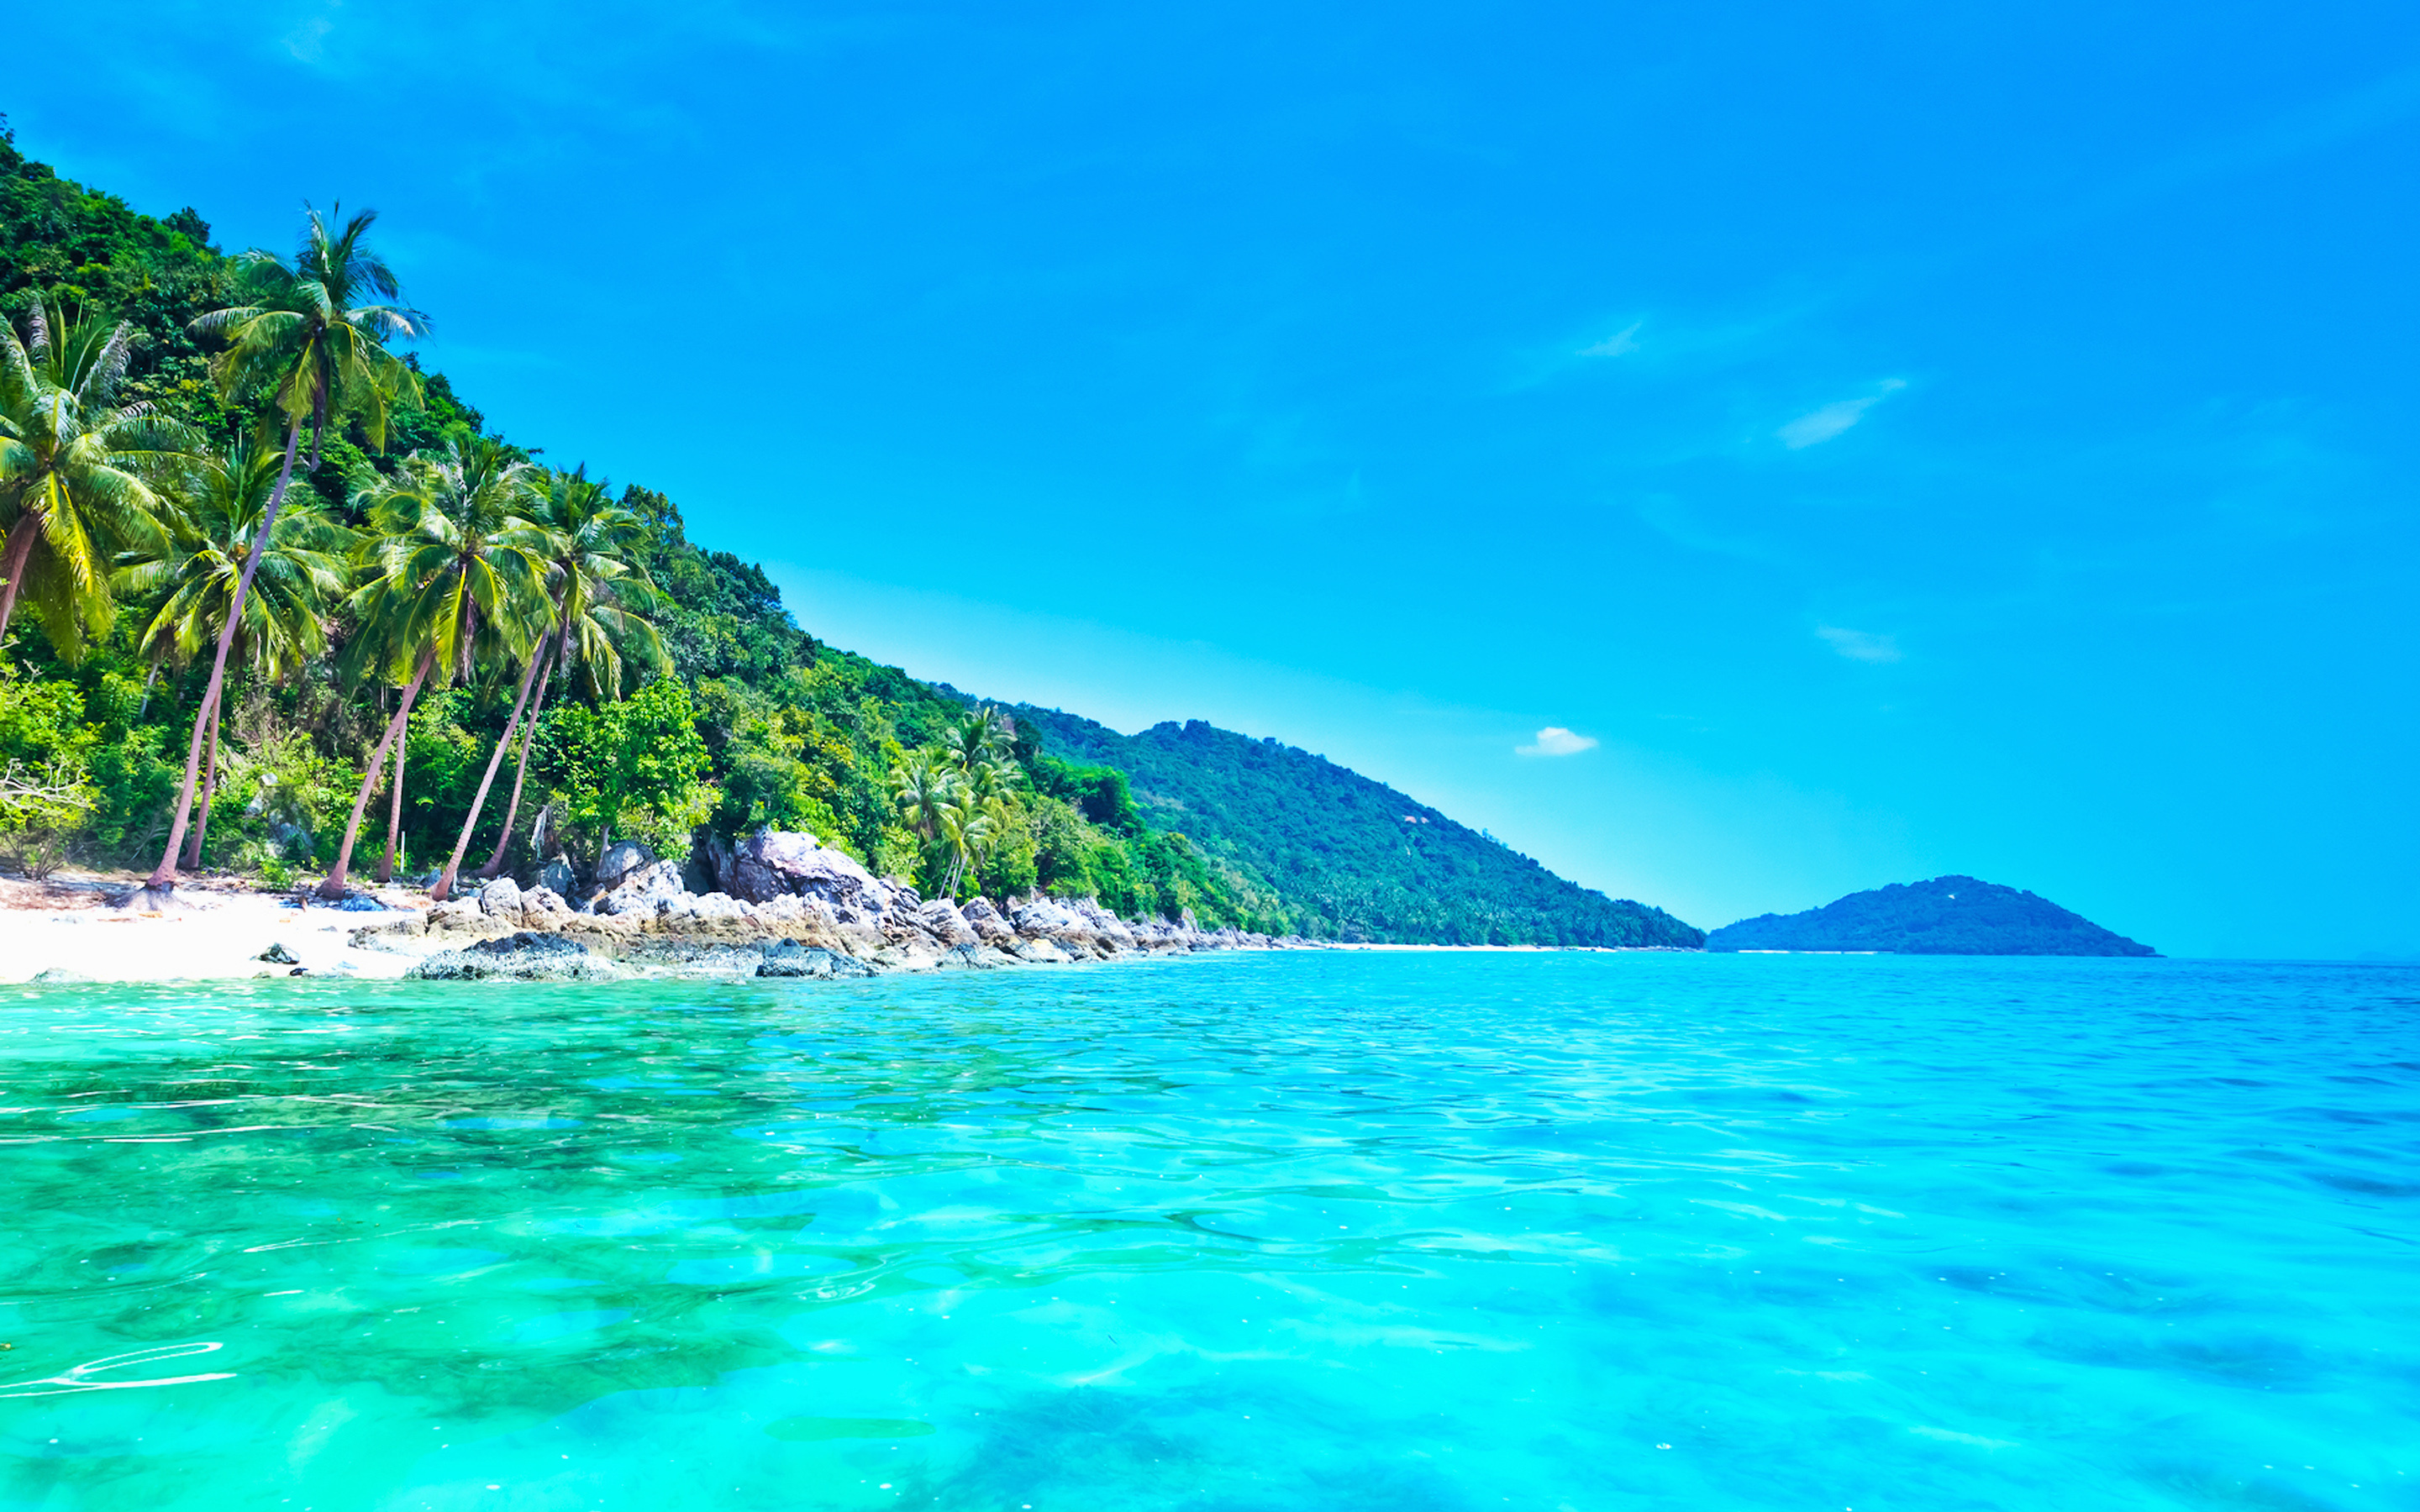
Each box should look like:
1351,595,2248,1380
1779,379,1907,449
1518,727,1600,757
1578,322,1641,358
1817,626,1902,663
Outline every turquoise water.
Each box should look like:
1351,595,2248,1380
0,952,2413,1511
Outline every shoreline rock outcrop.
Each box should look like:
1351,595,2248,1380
361,828,1281,980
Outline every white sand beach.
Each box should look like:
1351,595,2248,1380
0,874,426,984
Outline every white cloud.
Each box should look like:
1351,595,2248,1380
1518,727,1600,757
1817,626,1902,663
1579,322,1642,358
1778,378,1906,449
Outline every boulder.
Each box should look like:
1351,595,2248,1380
522,885,573,920
960,896,1019,946
537,855,578,899
424,900,495,935
1009,897,1085,938
595,840,656,890
1013,937,1076,965
724,831,896,924
916,898,978,947
254,942,299,965
757,940,876,979
672,891,750,923
477,877,523,919
598,859,690,918
406,932,625,982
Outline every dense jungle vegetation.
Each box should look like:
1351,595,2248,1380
0,118,1699,945
1008,707,1702,947
0,119,1244,924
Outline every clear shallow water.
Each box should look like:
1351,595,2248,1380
0,952,2413,1512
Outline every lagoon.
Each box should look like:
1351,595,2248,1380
0,952,2412,1509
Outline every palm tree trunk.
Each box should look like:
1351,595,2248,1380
378,723,409,885
0,509,44,650
182,695,223,869
135,659,160,720
317,645,436,900
432,643,548,900
477,643,555,880
140,412,305,897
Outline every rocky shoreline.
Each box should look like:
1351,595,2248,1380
357,829,1293,982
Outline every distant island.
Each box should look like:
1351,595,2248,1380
1706,876,2155,957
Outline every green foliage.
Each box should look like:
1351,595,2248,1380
0,128,1692,945
537,677,717,859
1010,709,1704,946
0,669,95,873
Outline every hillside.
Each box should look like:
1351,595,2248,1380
0,123,1696,945
1707,876,2154,956
1002,706,1702,948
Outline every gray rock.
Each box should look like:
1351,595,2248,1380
1009,897,1085,937
917,898,978,946
757,940,876,979
595,840,656,890
1013,937,1076,964
538,856,577,899
29,967,92,984
477,877,523,919
522,885,572,918
255,942,299,965
599,859,690,917
406,932,624,982
676,890,749,922
960,896,1019,946
724,830,895,923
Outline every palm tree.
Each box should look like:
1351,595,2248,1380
0,297,185,659
116,428,353,868
456,466,664,892
934,794,998,901
892,750,956,850
315,438,541,899
135,204,427,904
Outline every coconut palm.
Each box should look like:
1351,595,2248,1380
933,794,999,900
453,467,665,892
892,749,958,854
315,438,541,899
117,428,353,867
0,297,186,659
137,204,427,902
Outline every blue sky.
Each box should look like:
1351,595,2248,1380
10,1,2417,956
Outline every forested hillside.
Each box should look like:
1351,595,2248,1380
1005,706,1702,946
1706,876,2153,956
0,118,1694,944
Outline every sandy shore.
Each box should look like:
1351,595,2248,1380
0,873,428,984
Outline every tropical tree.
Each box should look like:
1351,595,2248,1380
135,204,426,904
315,437,541,899
0,297,185,659
892,749,956,856
117,428,353,867
447,465,663,895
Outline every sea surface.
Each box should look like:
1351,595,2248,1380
0,951,2413,1511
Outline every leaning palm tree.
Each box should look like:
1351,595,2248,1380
446,467,663,895
0,297,186,659
134,204,426,905
315,438,542,899
117,428,353,867
933,794,997,901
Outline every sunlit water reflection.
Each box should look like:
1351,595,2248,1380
0,951,2412,1509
